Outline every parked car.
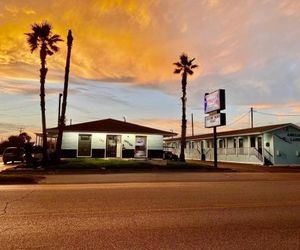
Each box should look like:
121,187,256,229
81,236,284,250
32,145,43,162
2,147,25,164
163,151,178,160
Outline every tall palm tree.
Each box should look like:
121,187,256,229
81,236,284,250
174,53,198,162
25,22,63,163
56,30,73,162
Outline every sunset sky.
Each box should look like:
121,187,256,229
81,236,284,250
1,0,300,140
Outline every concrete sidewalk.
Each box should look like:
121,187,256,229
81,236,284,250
40,172,300,184
191,160,300,173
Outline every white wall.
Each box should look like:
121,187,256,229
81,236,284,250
121,134,135,150
62,132,164,155
62,132,78,149
147,135,163,150
91,133,106,149
272,126,300,165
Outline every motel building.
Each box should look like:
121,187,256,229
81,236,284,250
164,123,300,166
38,118,176,159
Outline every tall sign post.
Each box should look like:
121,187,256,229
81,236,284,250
204,89,226,167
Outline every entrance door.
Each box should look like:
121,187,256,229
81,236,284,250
135,136,147,158
257,137,262,154
106,135,121,157
78,134,92,157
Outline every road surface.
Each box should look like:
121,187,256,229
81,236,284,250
1,175,300,249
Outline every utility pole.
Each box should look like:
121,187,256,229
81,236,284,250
56,30,73,161
191,113,194,136
213,126,217,168
58,93,62,126
250,107,254,128
18,127,24,135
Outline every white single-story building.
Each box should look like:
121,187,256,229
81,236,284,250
41,118,176,159
164,123,300,166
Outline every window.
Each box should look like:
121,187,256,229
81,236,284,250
239,138,244,148
219,139,224,148
233,138,237,148
250,137,256,148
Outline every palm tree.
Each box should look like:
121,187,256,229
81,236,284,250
25,22,63,163
174,53,198,162
56,30,73,162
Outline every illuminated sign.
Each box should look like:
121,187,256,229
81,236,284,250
205,113,226,128
204,89,225,114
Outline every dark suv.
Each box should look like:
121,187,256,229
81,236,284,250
2,147,25,164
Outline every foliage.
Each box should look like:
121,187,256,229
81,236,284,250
47,158,222,172
0,132,31,154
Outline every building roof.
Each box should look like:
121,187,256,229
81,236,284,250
165,123,299,141
47,118,177,137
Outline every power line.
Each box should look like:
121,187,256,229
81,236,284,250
254,111,300,117
227,111,250,126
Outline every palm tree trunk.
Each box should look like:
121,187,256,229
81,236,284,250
180,72,187,162
40,45,48,163
56,30,73,162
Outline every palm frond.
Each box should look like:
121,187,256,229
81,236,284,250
31,23,42,34
174,68,182,74
47,49,54,56
188,58,195,66
186,68,194,75
173,62,183,68
40,22,52,38
191,65,198,69
180,53,189,65
50,34,63,43
49,44,59,52
26,21,62,55
25,32,39,52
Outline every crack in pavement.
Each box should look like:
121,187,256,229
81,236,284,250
0,190,35,233
0,190,35,217
1,202,9,216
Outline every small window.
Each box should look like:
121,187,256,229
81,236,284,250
233,138,237,148
239,138,243,148
80,135,91,141
250,137,256,148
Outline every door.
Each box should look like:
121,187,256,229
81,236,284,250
257,137,262,154
135,136,147,158
78,134,92,157
106,135,121,157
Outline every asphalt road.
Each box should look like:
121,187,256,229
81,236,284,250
1,176,300,250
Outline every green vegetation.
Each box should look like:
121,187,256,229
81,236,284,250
0,174,44,184
47,158,226,172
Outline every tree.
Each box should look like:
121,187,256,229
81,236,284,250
56,30,73,162
25,22,63,163
174,53,198,162
0,132,31,154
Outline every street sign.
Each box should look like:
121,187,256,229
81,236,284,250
204,89,225,114
204,89,226,168
205,113,226,128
